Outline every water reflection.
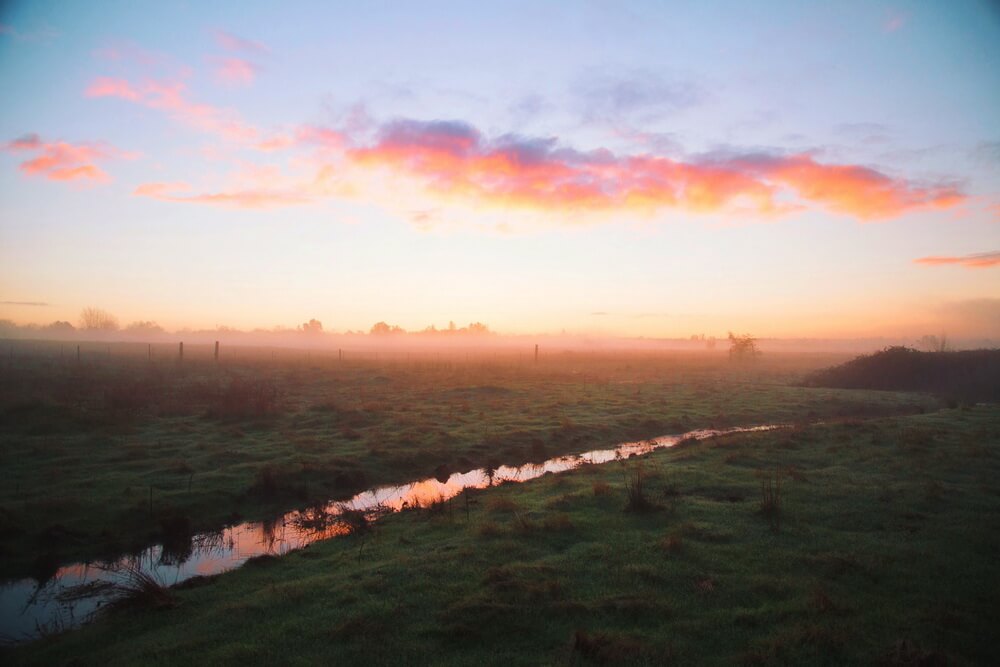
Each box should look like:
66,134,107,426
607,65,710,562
0,424,779,642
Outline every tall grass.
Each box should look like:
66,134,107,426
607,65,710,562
623,464,657,512
758,469,782,532
101,562,177,613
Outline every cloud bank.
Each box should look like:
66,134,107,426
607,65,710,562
914,251,1000,268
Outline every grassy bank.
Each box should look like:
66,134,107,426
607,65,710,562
0,347,928,579
8,406,998,665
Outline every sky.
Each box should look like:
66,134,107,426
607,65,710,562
1,0,998,339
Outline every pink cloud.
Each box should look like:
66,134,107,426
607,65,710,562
914,252,1000,269
122,116,967,223
87,76,261,143
341,119,965,220
134,181,309,209
214,30,268,54
86,76,142,101
2,133,130,183
214,57,258,86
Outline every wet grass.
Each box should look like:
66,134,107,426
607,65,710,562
6,405,998,665
0,345,929,579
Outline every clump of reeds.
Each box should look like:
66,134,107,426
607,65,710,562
102,562,177,613
758,468,782,532
623,464,657,512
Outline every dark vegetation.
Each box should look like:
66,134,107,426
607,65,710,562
0,340,930,580
6,407,998,665
805,346,1000,403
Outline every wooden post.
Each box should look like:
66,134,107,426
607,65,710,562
179,341,184,361
77,345,81,363
534,344,539,364
338,348,343,362
214,340,219,362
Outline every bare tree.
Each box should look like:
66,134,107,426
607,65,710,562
80,307,119,331
918,334,948,352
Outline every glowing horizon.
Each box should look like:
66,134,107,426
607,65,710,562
1,2,998,340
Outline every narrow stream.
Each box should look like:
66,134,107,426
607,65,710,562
0,424,780,642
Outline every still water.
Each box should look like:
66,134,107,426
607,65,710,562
0,424,780,642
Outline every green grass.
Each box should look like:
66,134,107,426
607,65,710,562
8,405,997,665
0,347,928,579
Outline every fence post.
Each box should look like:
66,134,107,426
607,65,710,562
214,340,219,362
179,341,184,361
534,344,539,364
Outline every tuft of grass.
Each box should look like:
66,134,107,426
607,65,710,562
659,532,684,556
476,519,502,537
757,468,783,532
334,506,371,536
486,496,520,513
102,563,178,613
592,481,612,496
570,630,667,665
542,513,574,532
622,464,657,513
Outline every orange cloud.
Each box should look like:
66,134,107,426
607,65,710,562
214,57,258,86
341,119,964,220
133,181,310,208
914,252,1000,269
2,133,128,183
122,116,967,223
737,154,963,219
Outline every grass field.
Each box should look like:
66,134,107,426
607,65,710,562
6,405,997,665
0,343,928,580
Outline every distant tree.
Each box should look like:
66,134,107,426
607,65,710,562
299,319,323,334
918,334,948,352
125,320,165,334
43,321,76,333
370,321,405,335
80,307,119,331
706,336,717,350
466,322,491,335
728,332,758,361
